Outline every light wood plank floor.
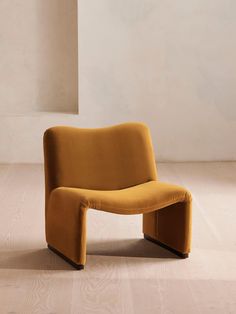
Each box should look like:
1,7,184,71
0,163,236,314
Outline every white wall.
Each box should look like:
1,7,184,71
0,0,236,163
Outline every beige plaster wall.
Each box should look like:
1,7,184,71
0,0,78,114
0,0,236,162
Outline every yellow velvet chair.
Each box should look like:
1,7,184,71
44,122,192,270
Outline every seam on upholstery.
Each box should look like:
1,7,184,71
78,197,89,209
184,191,192,202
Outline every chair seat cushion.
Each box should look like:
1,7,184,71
50,181,192,215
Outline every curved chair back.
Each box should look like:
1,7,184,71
44,122,157,210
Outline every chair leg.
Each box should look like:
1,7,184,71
48,244,84,269
46,204,87,270
143,201,192,258
143,234,189,258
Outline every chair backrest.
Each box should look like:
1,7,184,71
44,122,157,209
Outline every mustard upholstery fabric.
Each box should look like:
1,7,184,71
44,122,192,268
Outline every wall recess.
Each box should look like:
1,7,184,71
0,0,78,115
